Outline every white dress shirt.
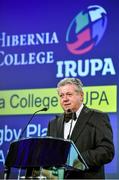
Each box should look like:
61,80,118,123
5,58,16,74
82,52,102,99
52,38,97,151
64,104,84,139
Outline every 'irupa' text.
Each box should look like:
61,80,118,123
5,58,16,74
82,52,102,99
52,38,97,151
56,57,116,77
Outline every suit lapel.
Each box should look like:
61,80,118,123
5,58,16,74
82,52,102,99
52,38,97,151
70,106,93,143
57,115,64,138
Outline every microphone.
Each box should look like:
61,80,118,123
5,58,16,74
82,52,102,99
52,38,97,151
65,109,77,139
19,107,48,139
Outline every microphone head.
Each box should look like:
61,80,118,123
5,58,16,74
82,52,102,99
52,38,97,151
36,107,48,114
40,107,48,111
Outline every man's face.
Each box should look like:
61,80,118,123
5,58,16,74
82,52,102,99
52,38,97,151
58,84,84,112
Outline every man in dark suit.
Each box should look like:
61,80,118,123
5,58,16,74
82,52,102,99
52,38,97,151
47,78,115,179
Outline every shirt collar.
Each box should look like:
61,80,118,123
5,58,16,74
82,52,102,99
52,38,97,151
76,104,84,119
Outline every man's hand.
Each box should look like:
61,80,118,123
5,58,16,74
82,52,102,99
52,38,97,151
73,159,85,170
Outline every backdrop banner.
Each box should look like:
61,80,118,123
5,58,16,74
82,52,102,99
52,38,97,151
0,0,119,179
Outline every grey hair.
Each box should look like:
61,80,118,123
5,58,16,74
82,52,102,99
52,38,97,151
57,78,83,93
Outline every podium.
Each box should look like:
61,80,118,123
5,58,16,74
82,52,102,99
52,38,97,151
4,137,88,179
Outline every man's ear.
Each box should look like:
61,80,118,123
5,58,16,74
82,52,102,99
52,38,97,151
80,91,84,102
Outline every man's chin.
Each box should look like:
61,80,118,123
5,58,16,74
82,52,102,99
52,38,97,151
64,107,72,112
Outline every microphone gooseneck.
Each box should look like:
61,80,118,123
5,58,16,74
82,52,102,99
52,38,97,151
19,107,48,139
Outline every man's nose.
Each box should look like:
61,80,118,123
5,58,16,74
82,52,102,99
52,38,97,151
63,95,69,101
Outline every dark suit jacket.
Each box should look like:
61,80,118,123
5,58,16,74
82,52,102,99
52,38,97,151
47,105,115,179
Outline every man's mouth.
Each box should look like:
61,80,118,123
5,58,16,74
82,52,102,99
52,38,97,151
64,104,71,107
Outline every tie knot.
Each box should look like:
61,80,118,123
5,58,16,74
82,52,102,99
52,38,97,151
64,112,77,123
